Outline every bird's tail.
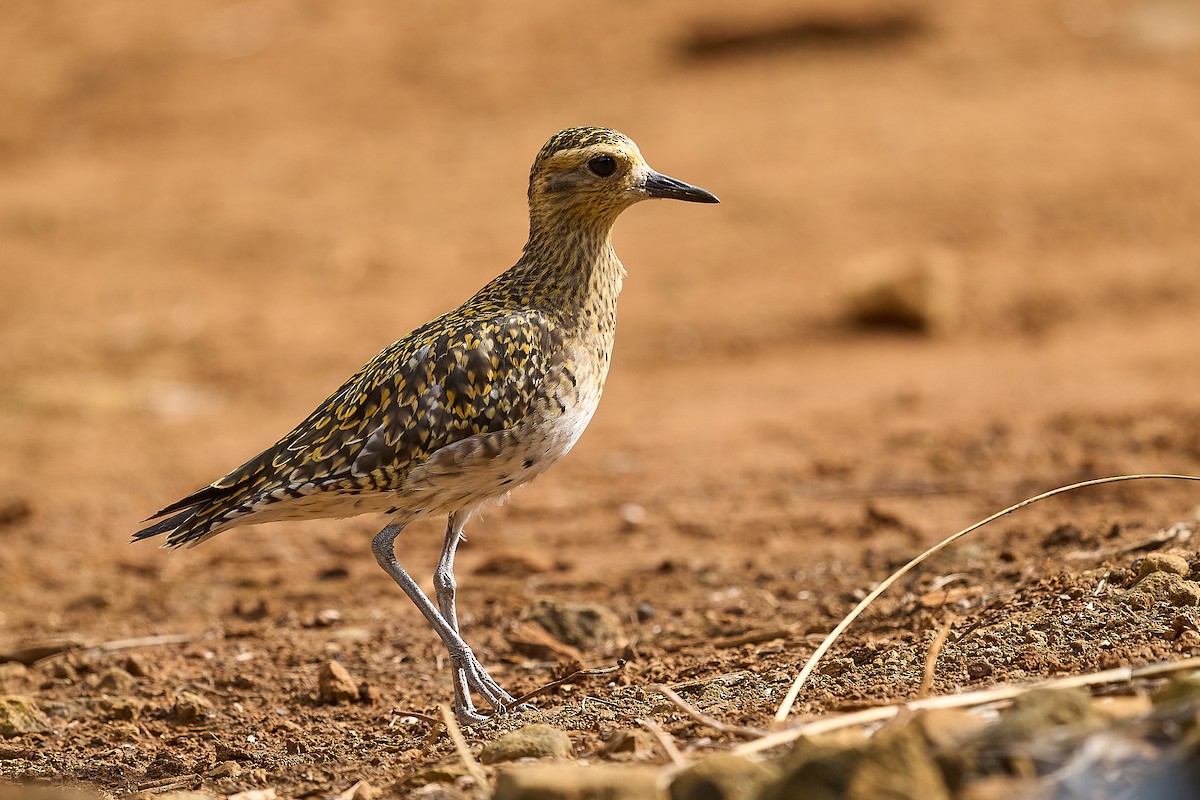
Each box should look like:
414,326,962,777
132,484,239,548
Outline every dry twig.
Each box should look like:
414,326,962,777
86,632,201,655
438,705,487,784
653,684,765,740
508,661,625,708
640,716,687,767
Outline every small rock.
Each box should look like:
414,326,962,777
318,660,360,704
480,724,573,764
93,667,137,695
123,654,153,678
601,728,655,758
494,764,661,800
671,753,778,800
818,658,854,678
234,598,272,620
507,621,584,663
1123,571,1200,608
206,760,242,779
1093,695,1153,722
0,695,49,737
475,551,553,577
1137,552,1190,580
635,603,655,622
1151,671,1200,709
991,687,1097,741
403,762,471,787
338,780,379,800
842,246,960,335
145,751,191,779
911,708,988,750
0,663,30,692
618,503,647,531
98,696,144,720
172,690,214,724
769,725,950,800
527,599,624,650
966,660,994,680
0,497,32,527
313,608,342,628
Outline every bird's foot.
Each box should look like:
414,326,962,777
449,646,537,723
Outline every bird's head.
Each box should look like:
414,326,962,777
527,127,718,226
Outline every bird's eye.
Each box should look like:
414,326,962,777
588,155,617,177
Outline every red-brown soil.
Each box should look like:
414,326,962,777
2,1,1200,796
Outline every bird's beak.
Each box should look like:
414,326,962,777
643,171,720,203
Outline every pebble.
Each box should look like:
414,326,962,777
818,657,854,678
1123,571,1200,608
98,696,144,721
1151,672,1200,709
773,724,950,800
0,663,30,692
527,598,624,650
990,688,1097,741
0,695,49,737
172,690,215,724
670,753,778,800
318,660,360,704
842,246,961,335
966,660,994,680
480,724,573,764
618,503,646,530
1136,552,1190,580
493,764,660,800
123,654,153,677
313,608,342,628
93,667,137,695
601,728,655,758
338,779,379,800
911,708,988,750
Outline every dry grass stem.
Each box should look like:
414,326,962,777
917,617,954,700
774,473,1200,721
438,705,487,784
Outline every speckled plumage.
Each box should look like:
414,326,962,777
135,126,717,722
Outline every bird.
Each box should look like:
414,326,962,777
134,126,718,724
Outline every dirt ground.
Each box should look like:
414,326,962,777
3,0,1200,796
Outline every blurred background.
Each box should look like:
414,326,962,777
2,0,1200,787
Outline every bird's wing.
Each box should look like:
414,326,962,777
134,308,564,546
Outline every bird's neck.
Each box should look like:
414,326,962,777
510,212,626,332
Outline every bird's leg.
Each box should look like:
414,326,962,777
434,512,535,715
434,512,474,716
372,523,528,724
434,511,468,633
